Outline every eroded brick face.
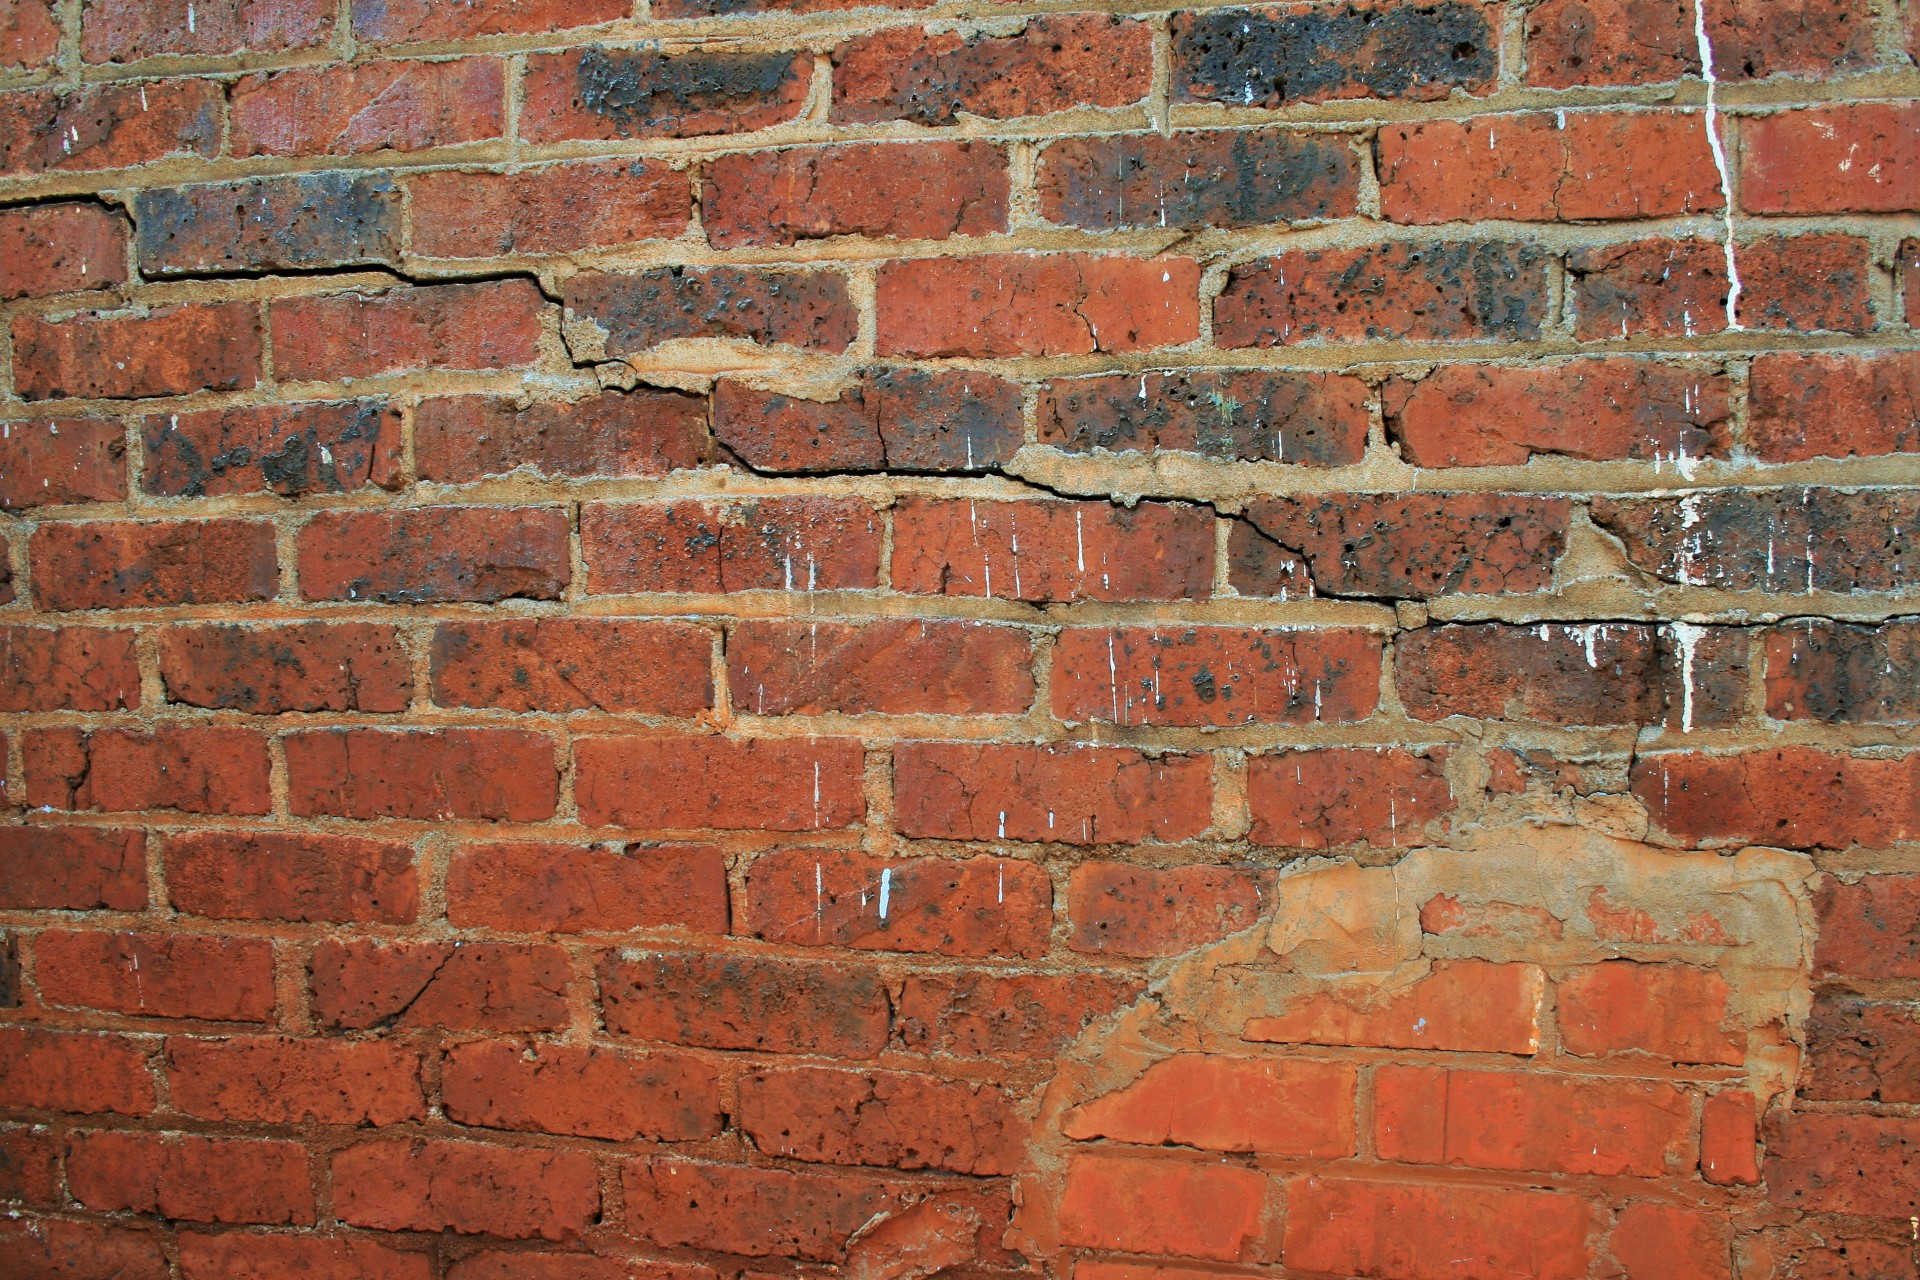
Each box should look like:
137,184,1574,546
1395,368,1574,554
0,0,1907,1273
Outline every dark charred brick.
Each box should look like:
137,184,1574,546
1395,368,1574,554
410,159,691,258
1174,2,1498,107
1396,623,1664,725
143,401,402,499
416,391,709,485
1659,624,1749,732
30,519,278,611
599,950,890,1057
229,59,504,158
1038,369,1369,465
1215,241,1548,346
0,418,126,510
713,370,1022,474
85,0,334,62
522,45,810,141
297,508,571,604
0,80,222,175
1233,494,1570,599
1803,995,1920,1104
134,173,401,277
1569,235,1872,340
430,618,714,715
1591,488,1920,594
706,142,1009,249
1039,129,1358,231
0,937,19,1007
158,622,413,714
0,624,140,711
582,498,882,594
0,202,131,300
832,16,1152,126
567,267,856,357
1764,620,1920,723
12,302,262,401
1749,352,1920,462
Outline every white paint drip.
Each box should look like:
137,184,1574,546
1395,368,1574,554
878,868,891,920
1670,621,1706,733
1692,0,1743,329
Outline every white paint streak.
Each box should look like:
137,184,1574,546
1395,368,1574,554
1693,0,1743,329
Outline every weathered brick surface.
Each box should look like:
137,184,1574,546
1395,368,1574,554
878,255,1199,357
714,370,1021,474
1749,352,1920,461
332,1140,600,1241
158,622,411,713
707,142,1008,248
567,267,856,356
416,391,708,483
1039,369,1369,464
310,939,570,1031
1396,622,1664,725
230,59,505,157
0,201,130,300
1594,489,1920,593
0,417,126,508
446,841,729,934
582,498,882,594
85,0,334,62
272,280,545,380
0,80,222,175
285,728,559,821
431,619,713,715
598,951,888,1057
1248,747,1453,847
1569,234,1871,339
143,401,403,498
441,1040,722,1142
1068,863,1270,957
0,1027,156,1115
166,1036,425,1125
737,1066,1022,1173
730,619,1032,716
893,498,1213,603
24,726,273,815
410,159,690,257
163,830,419,923
574,735,865,830
894,742,1212,845
35,930,276,1021
13,302,261,401
745,847,1050,957
134,173,401,276
298,508,570,603
0,624,140,711
0,825,145,909
522,47,812,141
1039,129,1358,230
66,1130,312,1225
1052,626,1382,726
1635,749,1920,849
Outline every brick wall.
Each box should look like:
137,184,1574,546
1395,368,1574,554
0,0,1916,1276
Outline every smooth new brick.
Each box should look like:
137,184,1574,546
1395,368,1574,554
745,848,1051,958
574,735,864,831
1067,863,1270,957
286,728,559,822
729,619,1033,716
1766,1114,1920,1218
0,624,139,711
712,370,1022,474
1064,1054,1356,1156
271,280,545,381
311,940,570,1032
67,1131,311,1225
30,519,276,611
410,159,691,257
1053,626,1382,727
0,418,126,508
1764,620,1920,722
1397,622,1663,725
1040,128,1358,230
707,142,1008,248
1248,747,1453,847
522,47,811,142
23,726,273,815
0,825,145,910
895,742,1212,845
892,498,1213,603
230,59,504,157
1741,104,1920,213
1749,352,1920,461
1803,996,1920,1103
446,841,729,935
1815,874,1920,980
134,173,401,276
1386,360,1729,466
1632,748,1920,849
431,619,713,715
353,0,626,43
177,1235,430,1280
1570,234,1871,339
167,1036,425,1126
599,951,888,1057
1057,1153,1266,1262
0,80,221,175
877,254,1199,357
833,16,1150,125
164,831,419,924
566,266,855,356
1284,1178,1590,1280
624,1158,899,1262
333,1140,600,1241
1558,962,1744,1065
159,622,411,713
897,972,1143,1059
84,0,333,61
442,1040,722,1142
298,507,569,604
0,1027,155,1115
143,400,403,498
0,202,130,299
35,930,276,1021
1245,959,1545,1054
583,498,881,594
12,302,261,401
739,1066,1020,1174
1039,369,1369,465
416,390,708,484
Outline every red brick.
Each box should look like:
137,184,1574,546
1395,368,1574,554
598,950,888,1057
1720,0,1875,77
1765,1113,1920,1218
1816,874,1920,980
134,173,401,276
623,1158,899,1262
1632,748,1920,849
0,1220,167,1279
177,1234,430,1280
30,519,276,611
1173,2,1499,106
416,391,708,484
1764,620,1920,723
1216,241,1548,346
1525,0,1695,86
0,1027,155,1114
897,972,1143,1059
1776,1237,1919,1280
84,0,332,61
1558,962,1743,1065
431,619,712,715
159,622,410,714
1397,622,1663,725
23,726,272,816
566,266,855,356
712,370,1022,474
1248,747,1453,848
230,59,503,157
445,1253,713,1280
0,825,145,910
1067,863,1268,957
739,1066,1020,1174
12,302,260,401
36,929,274,1021
0,625,138,711
1386,360,1729,466
895,742,1212,846
0,1126,60,1205
1064,1054,1356,1157
1,0,58,68
164,831,418,925
332,1139,600,1242
1750,352,1920,461
142,400,403,498
582,498,881,594
447,841,729,935
1054,626,1381,727
410,160,690,257
1741,104,1920,213
0,418,126,508
574,735,864,831
1057,1153,1266,1262
286,728,559,822
1806,997,1920,1103
0,80,222,175
1232,494,1570,599
353,0,624,42
1244,960,1545,1054
310,939,570,1032
1379,110,1720,223
271,280,544,381
1038,369,1370,465
522,47,810,142
729,619,1033,716
298,507,569,604
1040,128,1358,231
745,848,1050,958
892,498,1213,604
1377,1065,1691,1176
166,1036,425,1126
68,1130,311,1225
1700,1090,1760,1185
1907,239,1919,326
833,16,1149,125
1611,1204,1731,1280
442,1040,721,1142
706,141,1007,248
1571,234,1871,339
877,254,1198,357
0,202,130,299
1284,1177,1590,1280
